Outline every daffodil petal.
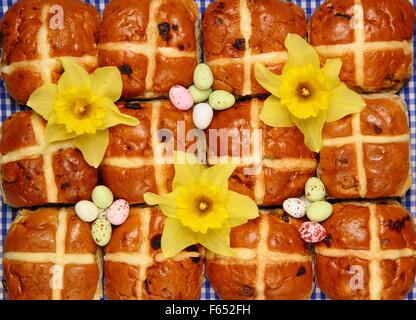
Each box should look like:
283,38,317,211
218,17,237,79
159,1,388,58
200,162,237,191
226,191,259,223
291,111,327,153
143,190,179,218
326,83,366,123
254,62,282,97
44,118,77,144
322,58,342,88
197,227,235,257
27,83,57,118
161,218,197,258
58,58,91,91
260,95,294,127
99,97,139,130
284,34,320,70
90,67,123,102
71,129,109,168
172,151,204,189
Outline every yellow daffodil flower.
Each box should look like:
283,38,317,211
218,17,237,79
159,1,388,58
144,152,259,258
255,34,365,152
27,58,139,168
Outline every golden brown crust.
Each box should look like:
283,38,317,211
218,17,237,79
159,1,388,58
1,0,100,104
4,208,57,253
206,211,314,300
202,0,306,96
207,98,316,205
0,111,98,207
315,201,416,300
3,207,101,300
104,207,204,300
0,112,41,154
3,261,55,300
1,156,49,207
53,149,97,203
100,101,194,204
309,0,415,93
99,0,198,99
319,94,411,199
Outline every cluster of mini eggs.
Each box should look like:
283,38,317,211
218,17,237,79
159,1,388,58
75,185,129,246
283,177,333,243
169,63,235,129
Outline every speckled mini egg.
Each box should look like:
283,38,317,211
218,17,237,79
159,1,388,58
97,208,108,219
305,177,326,202
283,198,307,218
299,195,311,209
106,199,129,226
92,218,112,246
188,85,212,103
75,200,99,222
92,185,114,209
169,85,194,111
208,90,236,110
193,103,214,130
306,201,333,223
193,63,213,90
298,221,327,243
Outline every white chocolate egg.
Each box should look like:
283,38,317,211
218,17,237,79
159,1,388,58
75,200,99,222
193,103,214,130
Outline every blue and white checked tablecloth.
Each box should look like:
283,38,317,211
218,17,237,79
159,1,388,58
0,0,415,300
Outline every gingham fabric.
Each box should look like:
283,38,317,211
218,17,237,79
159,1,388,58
0,0,415,300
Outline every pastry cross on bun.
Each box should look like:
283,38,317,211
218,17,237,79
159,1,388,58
104,207,204,300
207,98,317,206
100,100,195,204
202,0,307,96
309,0,415,93
99,0,199,99
319,93,411,199
0,0,100,104
0,111,98,208
3,207,103,300
206,210,314,300
315,201,416,300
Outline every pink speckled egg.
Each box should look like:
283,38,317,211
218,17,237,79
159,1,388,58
298,221,327,243
106,199,129,226
169,85,194,111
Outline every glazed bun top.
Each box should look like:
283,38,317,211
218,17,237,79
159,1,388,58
203,0,306,60
309,0,415,46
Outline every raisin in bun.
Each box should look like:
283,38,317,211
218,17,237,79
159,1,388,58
99,0,199,99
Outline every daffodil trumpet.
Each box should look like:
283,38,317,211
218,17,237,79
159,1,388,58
27,58,139,168
144,152,259,258
254,34,365,152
